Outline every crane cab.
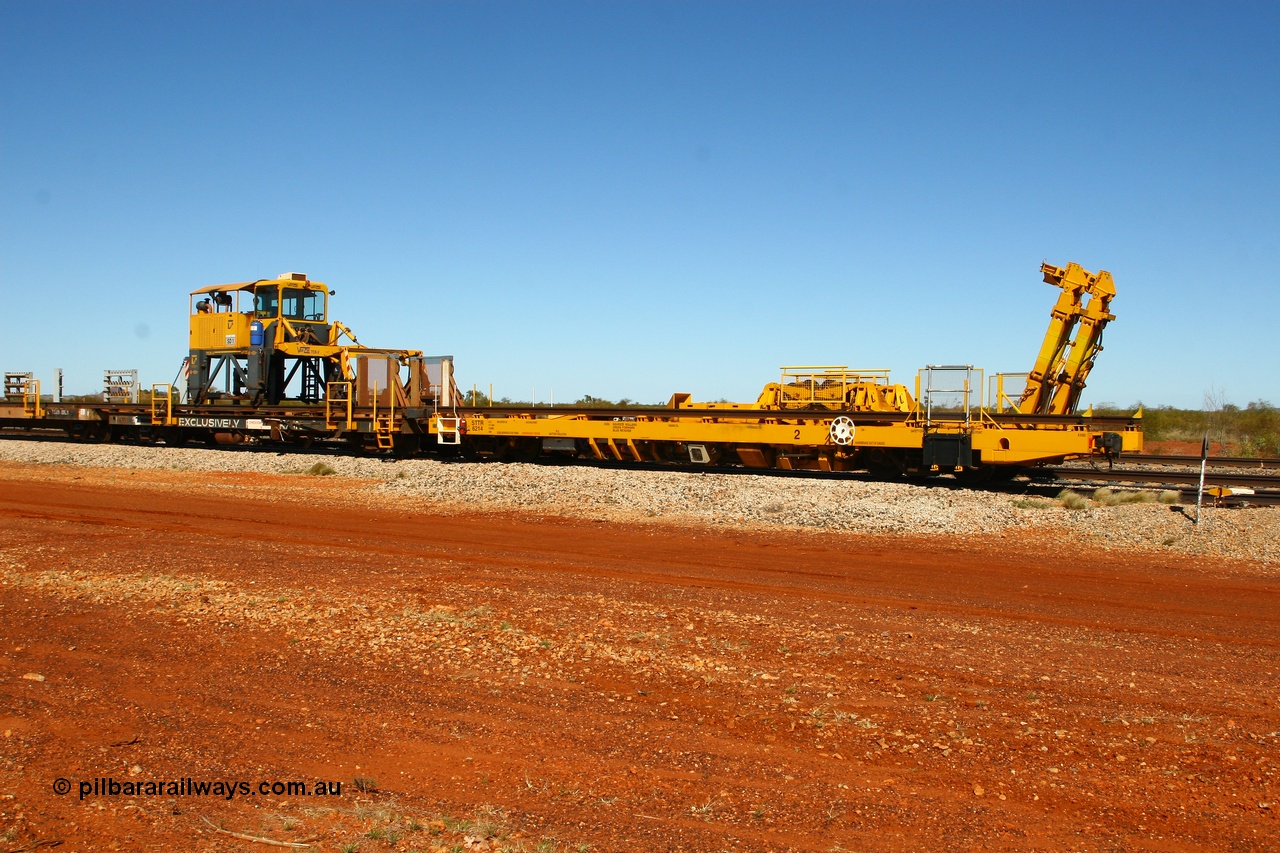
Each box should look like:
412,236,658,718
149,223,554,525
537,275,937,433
188,272,337,404
250,273,330,342
189,273,329,353
190,282,254,351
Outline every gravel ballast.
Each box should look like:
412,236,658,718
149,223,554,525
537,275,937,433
1,438,1276,567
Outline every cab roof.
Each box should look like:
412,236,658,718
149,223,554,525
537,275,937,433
190,281,259,296
189,274,326,296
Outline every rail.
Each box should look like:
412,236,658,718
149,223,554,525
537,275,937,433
1119,453,1280,470
1047,466,1280,489
1045,464,1280,508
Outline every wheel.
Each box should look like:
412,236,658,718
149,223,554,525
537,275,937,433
392,434,421,459
954,467,994,486
829,416,856,446
507,437,541,464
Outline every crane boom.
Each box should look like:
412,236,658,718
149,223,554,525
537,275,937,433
1017,262,1116,416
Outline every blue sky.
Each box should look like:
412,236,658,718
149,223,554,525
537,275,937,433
2,1,1276,409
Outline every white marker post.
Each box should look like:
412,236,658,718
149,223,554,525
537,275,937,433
1195,434,1209,525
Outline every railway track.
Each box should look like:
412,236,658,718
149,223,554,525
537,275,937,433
1121,453,1280,469
1051,467,1280,489
1047,459,1280,507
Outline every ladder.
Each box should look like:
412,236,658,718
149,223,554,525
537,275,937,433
371,381,396,450
301,360,323,402
374,415,395,450
435,416,461,445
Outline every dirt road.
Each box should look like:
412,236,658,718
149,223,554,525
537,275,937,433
1,461,1277,852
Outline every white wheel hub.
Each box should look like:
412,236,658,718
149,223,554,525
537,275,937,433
829,416,856,446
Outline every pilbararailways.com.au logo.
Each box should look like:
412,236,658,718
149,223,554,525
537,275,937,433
54,777,343,801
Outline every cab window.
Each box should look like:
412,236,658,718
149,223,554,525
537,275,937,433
254,286,280,318
282,288,325,322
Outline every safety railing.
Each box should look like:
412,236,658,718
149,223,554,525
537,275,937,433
4,372,33,402
22,379,42,419
773,366,895,410
325,381,353,431
104,369,139,404
917,365,982,429
150,383,174,426
988,373,1029,415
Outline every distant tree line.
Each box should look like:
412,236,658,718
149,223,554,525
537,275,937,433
459,390,664,409
1094,399,1278,456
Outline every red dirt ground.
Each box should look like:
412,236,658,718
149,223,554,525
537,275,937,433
1,462,1277,852
1141,441,1235,457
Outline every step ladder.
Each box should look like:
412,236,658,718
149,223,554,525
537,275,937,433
435,416,461,445
374,415,395,450
301,360,323,402
370,380,396,450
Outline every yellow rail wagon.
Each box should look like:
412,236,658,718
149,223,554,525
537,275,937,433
451,261,1140,475
1,261,1140,473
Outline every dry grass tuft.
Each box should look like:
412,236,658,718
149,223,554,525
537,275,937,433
1093,487,1157,506
1056,489,1091,511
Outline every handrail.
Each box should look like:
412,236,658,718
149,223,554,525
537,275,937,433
22,379,42,419
150,383,174,426
325,381,353,430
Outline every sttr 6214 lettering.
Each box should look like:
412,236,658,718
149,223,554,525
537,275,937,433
68,777,343,800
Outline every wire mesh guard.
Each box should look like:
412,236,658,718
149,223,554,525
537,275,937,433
918,365,982,426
